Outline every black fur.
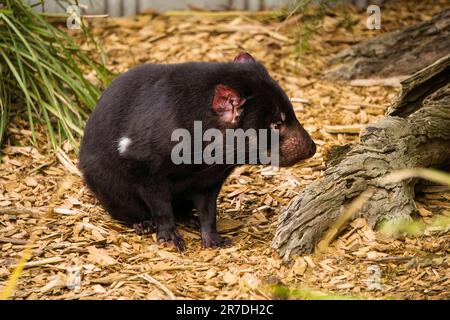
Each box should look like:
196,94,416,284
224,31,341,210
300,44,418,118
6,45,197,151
79,57,315,250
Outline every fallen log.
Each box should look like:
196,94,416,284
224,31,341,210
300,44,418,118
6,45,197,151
324,9,450,80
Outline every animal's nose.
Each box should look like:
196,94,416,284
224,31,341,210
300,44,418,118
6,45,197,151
308,139,316,157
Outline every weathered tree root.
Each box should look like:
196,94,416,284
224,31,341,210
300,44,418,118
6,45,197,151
273,55,450,260
323,9,450,80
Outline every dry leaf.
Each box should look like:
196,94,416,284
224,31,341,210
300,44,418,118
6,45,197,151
87,246,118,266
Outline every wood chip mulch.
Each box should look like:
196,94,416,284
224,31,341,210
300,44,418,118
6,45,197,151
1,0,449,300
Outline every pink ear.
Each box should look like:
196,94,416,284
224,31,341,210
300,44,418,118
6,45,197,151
233,52,255,63
212,85,247,124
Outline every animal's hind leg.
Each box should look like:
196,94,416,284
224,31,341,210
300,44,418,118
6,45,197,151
99,193,153,227
85,174,153,227
82,163,157,235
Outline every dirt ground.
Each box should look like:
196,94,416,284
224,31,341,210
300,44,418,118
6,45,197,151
0,0,449,300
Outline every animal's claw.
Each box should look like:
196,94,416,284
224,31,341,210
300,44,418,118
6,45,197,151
201,232,231,248
133,220,155,235
157,227,186,251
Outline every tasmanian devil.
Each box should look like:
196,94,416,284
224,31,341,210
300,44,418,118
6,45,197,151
79,52,316,251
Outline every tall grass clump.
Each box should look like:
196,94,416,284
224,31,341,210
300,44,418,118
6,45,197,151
0,0,110,150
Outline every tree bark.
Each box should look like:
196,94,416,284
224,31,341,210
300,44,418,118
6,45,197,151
323,9,450,80
272,54,450,260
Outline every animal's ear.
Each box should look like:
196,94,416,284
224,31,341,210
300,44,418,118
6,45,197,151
212,85,247,124
233,52,255,63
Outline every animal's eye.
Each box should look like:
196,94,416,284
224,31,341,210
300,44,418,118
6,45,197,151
271,121,283,130
270,112,286,130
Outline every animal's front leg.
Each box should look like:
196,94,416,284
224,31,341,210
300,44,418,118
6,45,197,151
193,185,231,248
137,186,185,251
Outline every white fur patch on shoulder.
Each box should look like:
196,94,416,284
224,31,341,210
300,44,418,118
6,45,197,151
118,136,132,154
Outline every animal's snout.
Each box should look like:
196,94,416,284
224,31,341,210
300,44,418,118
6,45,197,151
307,138,316,158
278,122,316,167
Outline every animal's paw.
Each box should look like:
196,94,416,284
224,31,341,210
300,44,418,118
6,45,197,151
157,227,186,251
133,220,155,235
201,232,231,248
